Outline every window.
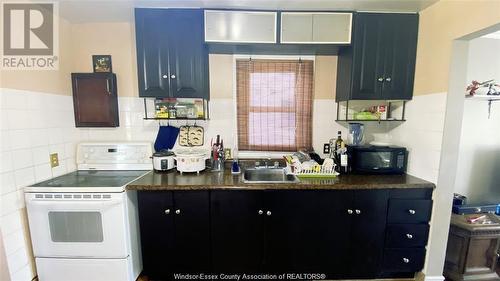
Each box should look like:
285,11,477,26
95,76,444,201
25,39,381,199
236,59,314,152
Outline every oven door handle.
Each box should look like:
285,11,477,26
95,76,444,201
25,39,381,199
28,199,122,209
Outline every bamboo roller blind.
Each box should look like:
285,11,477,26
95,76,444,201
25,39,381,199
236,59,314,152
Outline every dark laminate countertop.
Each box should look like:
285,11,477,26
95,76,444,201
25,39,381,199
126,169,435,191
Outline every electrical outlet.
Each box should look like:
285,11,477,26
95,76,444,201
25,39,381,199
50,153,59,168
323,143,330,154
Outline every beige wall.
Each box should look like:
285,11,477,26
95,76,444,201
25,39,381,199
0,18,73,95
414,0,500,95
71,22,138,97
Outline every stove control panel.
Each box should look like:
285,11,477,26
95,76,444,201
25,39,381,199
76,142,153,170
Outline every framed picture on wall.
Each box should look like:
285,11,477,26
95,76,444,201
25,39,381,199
92,55,112,73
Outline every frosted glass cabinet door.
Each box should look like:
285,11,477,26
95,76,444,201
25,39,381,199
280,12,352,44
205,10,277,43
280,13,313,43
312,13,352,43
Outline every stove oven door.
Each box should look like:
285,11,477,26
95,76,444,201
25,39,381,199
25,192,129,258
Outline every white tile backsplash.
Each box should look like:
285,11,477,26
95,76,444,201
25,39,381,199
8,130,32,150
12,149,33,170
388,92,447,183
34,163,53,182
0,172,16,195
14,167,35,190
1,88,79,281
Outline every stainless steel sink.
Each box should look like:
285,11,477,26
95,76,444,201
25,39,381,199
242,168,299,183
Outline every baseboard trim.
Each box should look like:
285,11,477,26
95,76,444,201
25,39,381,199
425,276,445,281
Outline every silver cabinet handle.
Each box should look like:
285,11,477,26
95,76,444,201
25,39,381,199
402,258,410,263
266,211,272,216
164,209,170,215
106,79,111,94
175,209,181,215
406,233,413,239
355,209,361,215
162,74,168,79
171,74,176,79
377,77,384,82
408,209,416,215
385,77,392,82
258,210,263,215
347,209,353,215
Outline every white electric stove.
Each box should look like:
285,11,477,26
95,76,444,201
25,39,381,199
25,142,153,281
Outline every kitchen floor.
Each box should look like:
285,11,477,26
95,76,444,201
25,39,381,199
138,275,416,281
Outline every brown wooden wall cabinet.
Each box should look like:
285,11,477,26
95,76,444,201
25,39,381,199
444,214,500,281
71,73,119,127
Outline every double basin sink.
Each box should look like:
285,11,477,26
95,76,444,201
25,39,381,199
242,168,299,183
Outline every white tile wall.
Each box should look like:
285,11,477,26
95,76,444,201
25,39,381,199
388,93,448,183
0,88,79,281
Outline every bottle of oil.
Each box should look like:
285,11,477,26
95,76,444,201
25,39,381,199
334,131,344,172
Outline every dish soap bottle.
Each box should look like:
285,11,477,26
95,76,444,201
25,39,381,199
231,159,241,174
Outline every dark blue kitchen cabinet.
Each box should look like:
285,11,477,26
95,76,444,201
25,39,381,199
135,9,209,99
137,191,210,280
336,13,418,101
138,188,431,280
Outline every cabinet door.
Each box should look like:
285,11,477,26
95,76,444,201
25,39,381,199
265,190,354,278
135,9,170,97
71,73,119,127
137,191,174,279
349,190,389,278
312,13,352,44
382,14,418,100
205,10,277,43
351,14,385,100
211,191,265,273
167,10,209,98
280,13,313,43
172,191,210,273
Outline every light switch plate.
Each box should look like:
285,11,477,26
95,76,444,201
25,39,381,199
50,153,59,168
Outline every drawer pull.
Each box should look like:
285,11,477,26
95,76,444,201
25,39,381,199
406,233,413,239
355,209,361,215
266,211,272,216
258,210,263,215
402,258,410,263
408,209,416,215
164,209,170,215
347,209,353,215
175,209,181,215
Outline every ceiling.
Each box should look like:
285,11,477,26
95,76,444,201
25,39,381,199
482,30,500,40
58,0,440,23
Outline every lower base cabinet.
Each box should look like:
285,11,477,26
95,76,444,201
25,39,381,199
138,188,432,280
137,191,210,279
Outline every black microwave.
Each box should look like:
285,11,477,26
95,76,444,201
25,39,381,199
347,145,408,174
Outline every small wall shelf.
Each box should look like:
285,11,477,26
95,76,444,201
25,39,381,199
142,97,209,120
336,100,407,124
465,94,500,119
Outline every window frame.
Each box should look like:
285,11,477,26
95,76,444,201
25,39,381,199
232,55,315,158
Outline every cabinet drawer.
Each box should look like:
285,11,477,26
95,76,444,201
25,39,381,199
387,199,432,224
382,248,426,272
385,224,429,248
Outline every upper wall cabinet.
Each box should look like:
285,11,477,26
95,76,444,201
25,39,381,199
72,73,119,127
281,12,352,44
204,10,277,43
135,9,209,99
336,13,418,101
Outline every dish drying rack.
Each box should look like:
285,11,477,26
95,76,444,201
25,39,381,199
285,163,339,179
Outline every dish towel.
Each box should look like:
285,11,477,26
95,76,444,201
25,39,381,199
154,125,180,151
